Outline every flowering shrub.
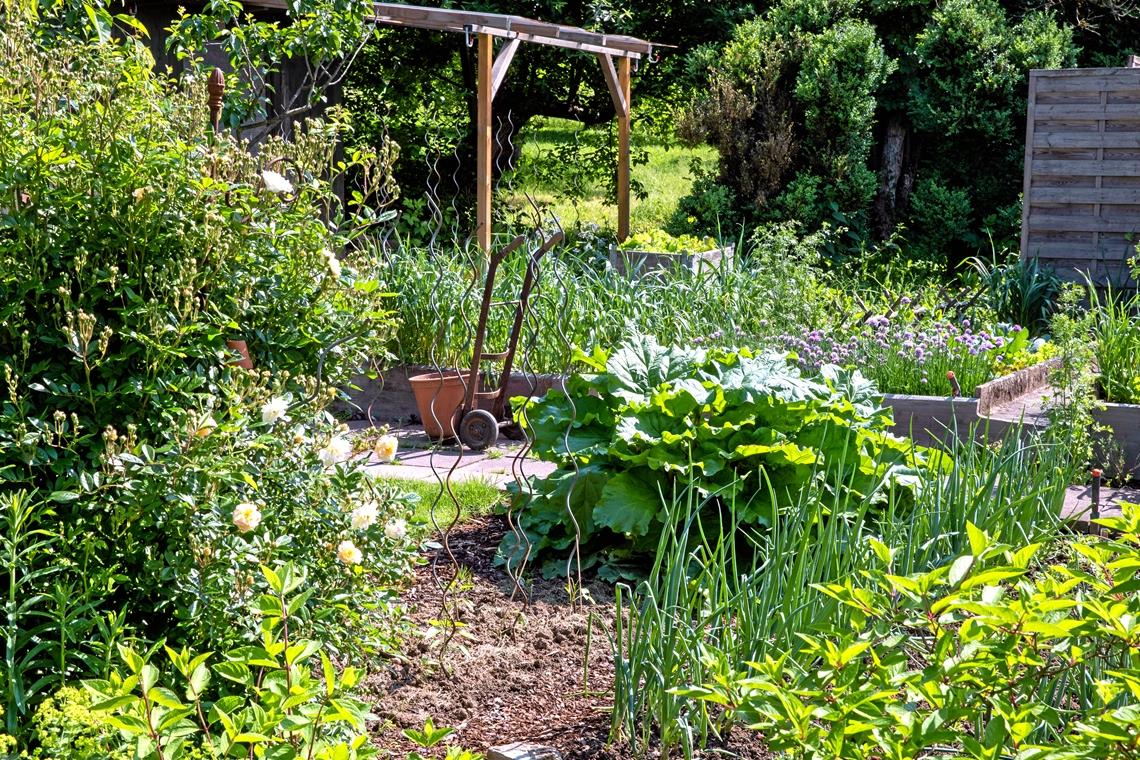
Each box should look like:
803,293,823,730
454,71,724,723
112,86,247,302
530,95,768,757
0,17,411,735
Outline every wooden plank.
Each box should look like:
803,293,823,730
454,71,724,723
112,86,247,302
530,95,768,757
1032,66,1140,78
1034,104,1140,118
1034,133,1140,149
1034,73,1140,92
1029,214,1140,233
595,53,628,117
1030,187,1140,203
617,56,631,242
476,32,492,254
490,38,520,100
1033,160,1140,176
1021,71,1038,260
466,25,641,58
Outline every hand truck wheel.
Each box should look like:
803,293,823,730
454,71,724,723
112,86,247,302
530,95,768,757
458,409,499,451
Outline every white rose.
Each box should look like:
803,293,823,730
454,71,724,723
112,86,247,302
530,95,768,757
318,435,353,467
337,539,362,565
261,169,293,194
232,502,262,533
351,502,379,530
373,434,398,463
260,396,288,425
384,518,407,540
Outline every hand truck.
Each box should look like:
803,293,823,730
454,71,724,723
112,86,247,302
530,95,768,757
455,229,563,450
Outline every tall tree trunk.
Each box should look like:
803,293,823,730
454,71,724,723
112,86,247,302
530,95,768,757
873,114,909,239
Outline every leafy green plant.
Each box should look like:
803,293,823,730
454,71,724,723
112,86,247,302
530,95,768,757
682,500,1140,759
972,255,1062,336
1046,286,1104,469
606,426,1070,759
617,230,719,253
86,563,377,760
505,335,942,577
1,491,57,734
1089,281,1140,405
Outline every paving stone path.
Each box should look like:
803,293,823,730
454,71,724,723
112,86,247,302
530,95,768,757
349,422,557,487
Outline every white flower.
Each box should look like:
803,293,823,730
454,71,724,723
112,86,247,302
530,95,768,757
232,502,262,533
374,434,398,463
260,396,288,425
291,425,308,445
337,539,362,565
317,435,353,467
384,518,407,541
322,249,342,279
351,501,379,530
261,169,293,194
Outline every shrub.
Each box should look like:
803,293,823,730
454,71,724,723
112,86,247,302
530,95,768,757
0,16,411,734
86,563,379,760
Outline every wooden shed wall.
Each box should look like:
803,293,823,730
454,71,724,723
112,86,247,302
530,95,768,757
1020,67,1140,289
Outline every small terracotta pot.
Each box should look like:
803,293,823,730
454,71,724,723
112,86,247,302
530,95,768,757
226,339,254,370
408,370,476,440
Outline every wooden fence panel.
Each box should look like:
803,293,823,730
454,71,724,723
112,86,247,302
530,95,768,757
1021,67,1140,288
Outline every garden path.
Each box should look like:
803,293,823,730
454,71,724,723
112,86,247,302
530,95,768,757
1062,483,1140,532
350,422,558,487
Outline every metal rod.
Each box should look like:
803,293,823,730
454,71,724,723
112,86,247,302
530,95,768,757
1090,467,1102,531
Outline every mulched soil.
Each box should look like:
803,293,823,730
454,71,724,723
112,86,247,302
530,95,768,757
364,515,771,759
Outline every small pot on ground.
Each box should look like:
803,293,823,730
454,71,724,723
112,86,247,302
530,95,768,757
408,369,477,440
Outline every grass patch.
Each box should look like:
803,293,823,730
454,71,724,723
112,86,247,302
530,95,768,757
379,477,505,536
507,116,716,234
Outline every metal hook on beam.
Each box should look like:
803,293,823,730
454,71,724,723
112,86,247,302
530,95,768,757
464,24,475,47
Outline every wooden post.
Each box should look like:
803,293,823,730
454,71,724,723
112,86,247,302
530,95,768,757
477,33,493,254
617,56,632,242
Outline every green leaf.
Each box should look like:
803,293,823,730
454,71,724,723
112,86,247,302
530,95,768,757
594,472,663,537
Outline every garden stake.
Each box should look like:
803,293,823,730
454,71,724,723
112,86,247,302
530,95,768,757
206,68,225,135
1090,468,1102,535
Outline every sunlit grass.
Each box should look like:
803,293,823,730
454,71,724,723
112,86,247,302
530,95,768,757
505,117,716,234
377,476,505,537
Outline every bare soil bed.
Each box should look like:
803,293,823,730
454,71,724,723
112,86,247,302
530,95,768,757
365,515,772,759
365,515,622,759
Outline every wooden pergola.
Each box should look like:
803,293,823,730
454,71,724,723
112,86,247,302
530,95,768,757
253,0,660,250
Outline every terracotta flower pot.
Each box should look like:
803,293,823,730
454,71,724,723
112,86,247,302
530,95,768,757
226,339,254,370
408,370,475,440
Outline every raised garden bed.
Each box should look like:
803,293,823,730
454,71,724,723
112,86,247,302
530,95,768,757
880,362,1055,450
608,244,734,277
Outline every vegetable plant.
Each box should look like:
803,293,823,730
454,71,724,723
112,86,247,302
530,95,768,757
504,334,942,577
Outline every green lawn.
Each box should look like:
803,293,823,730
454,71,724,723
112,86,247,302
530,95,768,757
506,116,716,234
378,477,505,536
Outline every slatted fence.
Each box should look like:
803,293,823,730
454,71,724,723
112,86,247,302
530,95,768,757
1020,67,1140,288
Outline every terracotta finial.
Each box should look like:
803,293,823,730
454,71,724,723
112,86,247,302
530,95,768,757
207,67,225,134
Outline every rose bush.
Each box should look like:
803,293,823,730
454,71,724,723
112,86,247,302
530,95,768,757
0,14,411,736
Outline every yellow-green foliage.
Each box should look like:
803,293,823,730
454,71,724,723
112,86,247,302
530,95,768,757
19,687,123,760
